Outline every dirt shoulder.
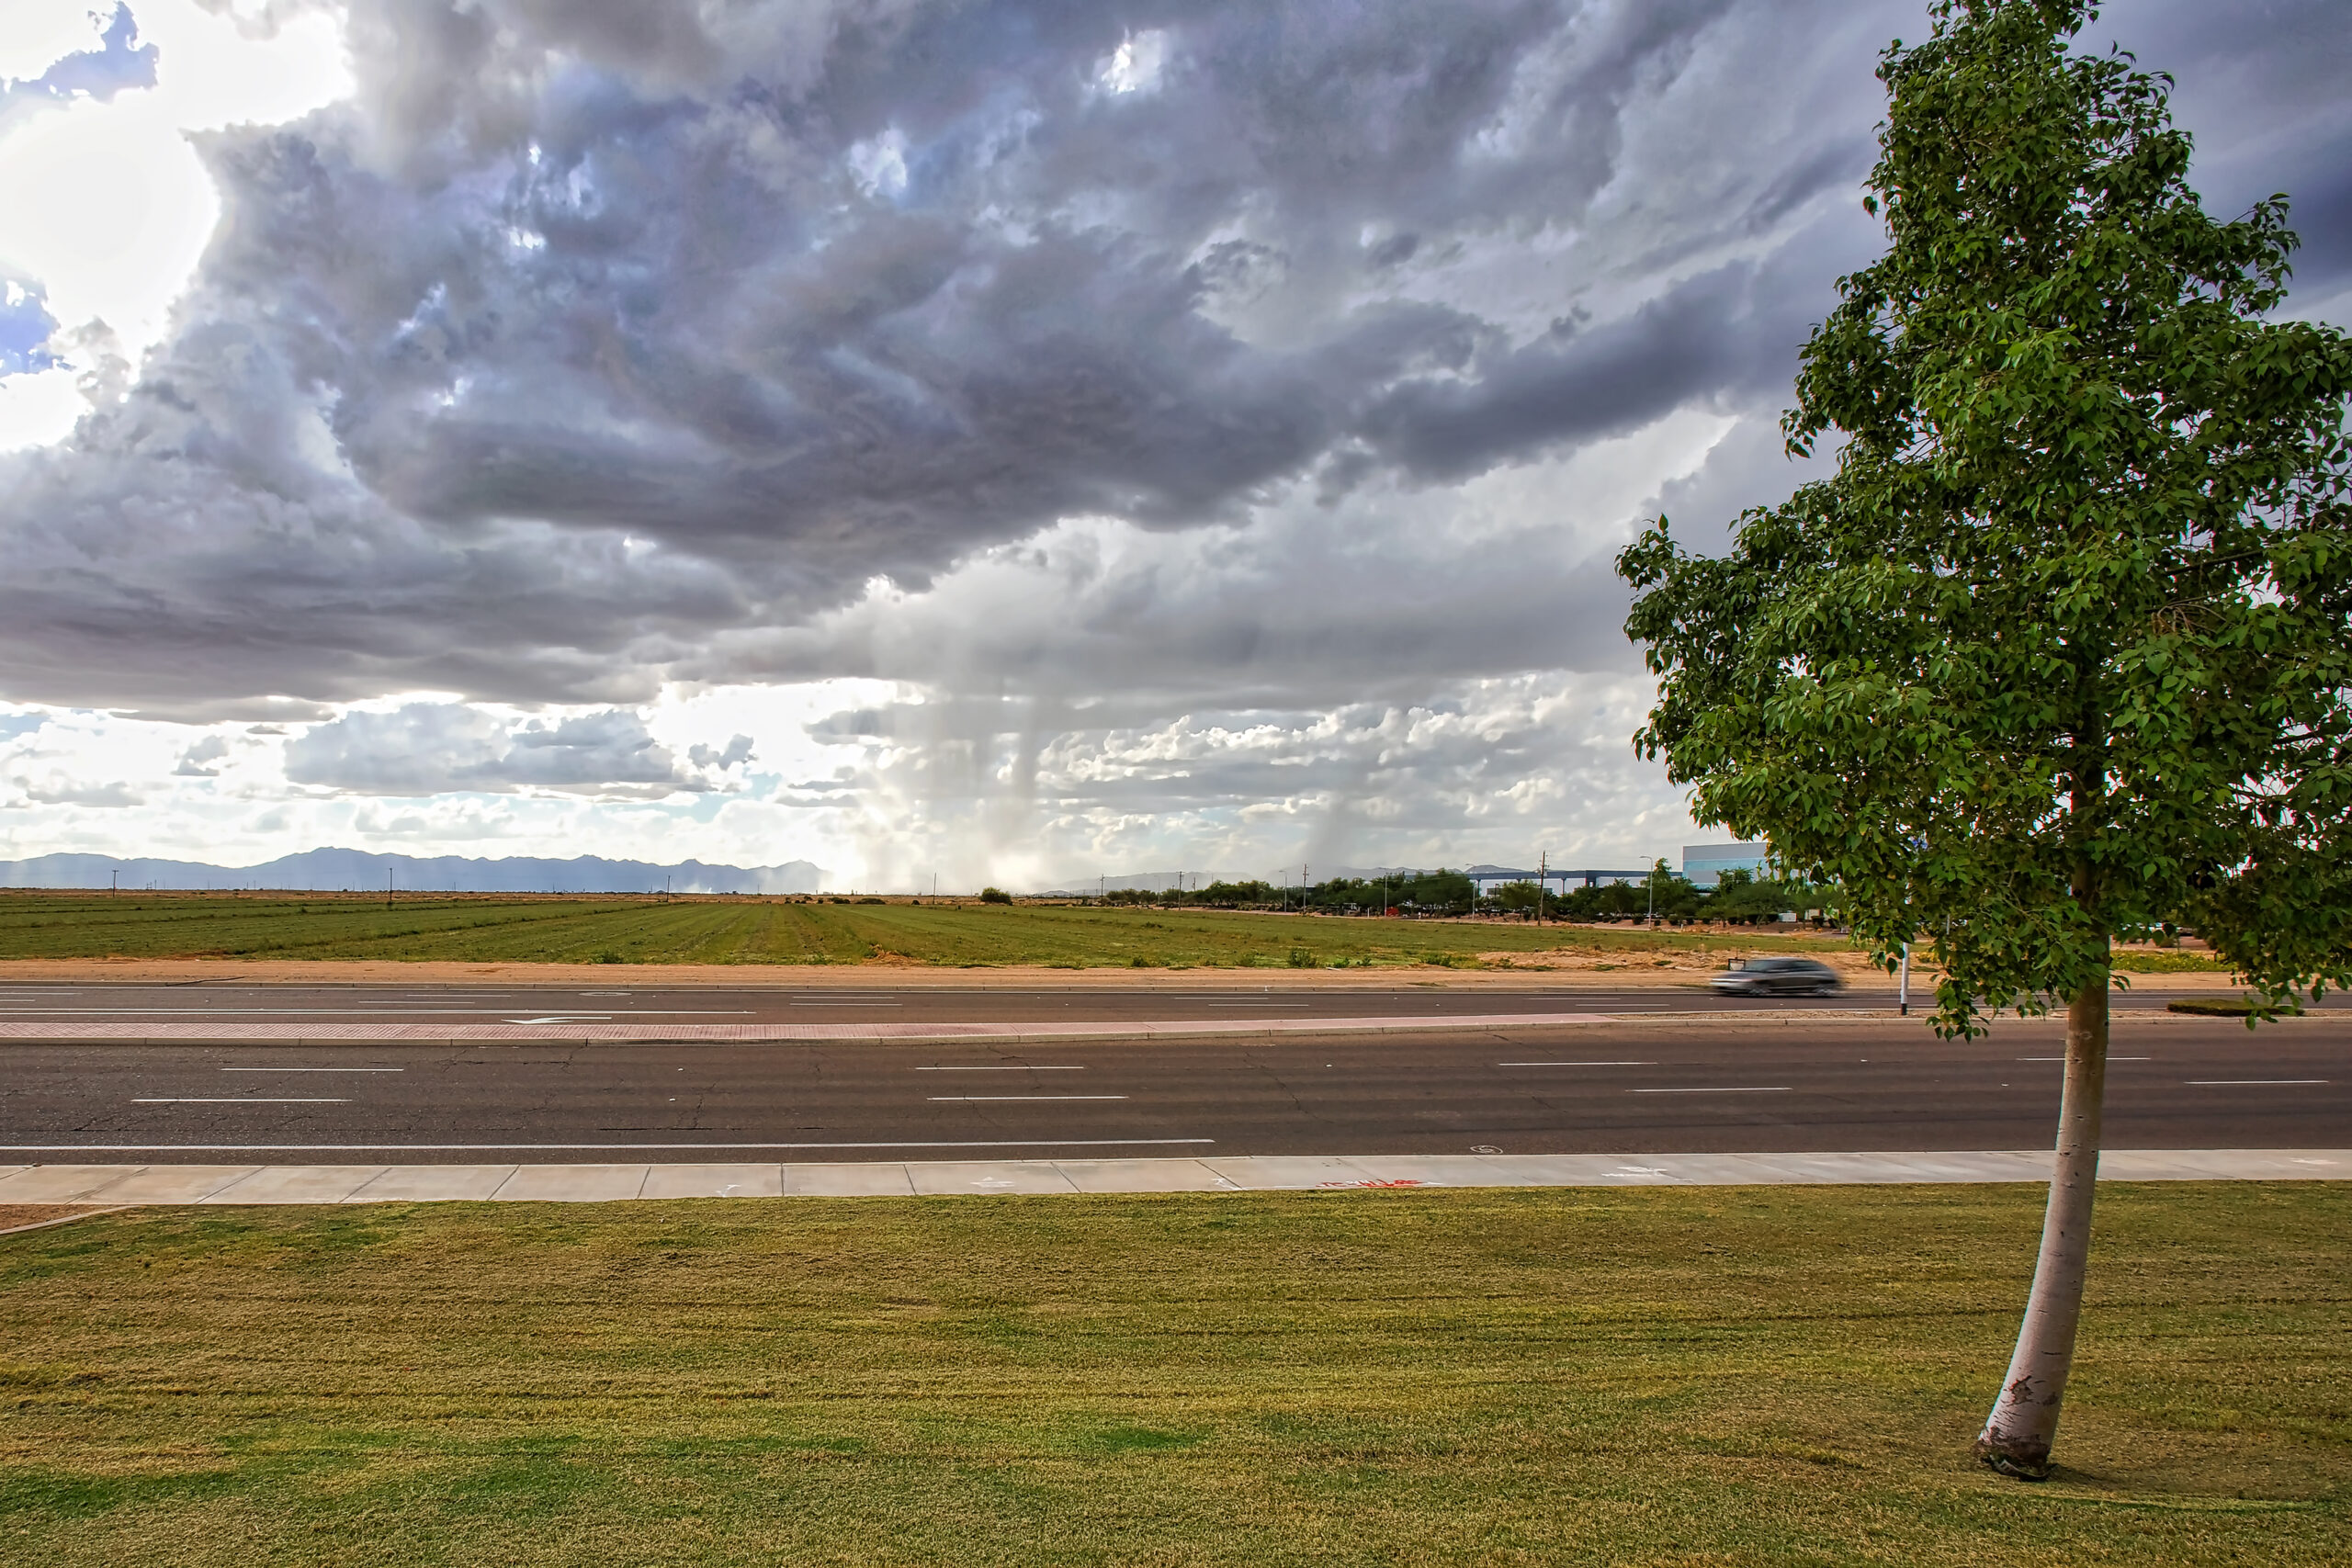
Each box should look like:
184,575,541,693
0,954,2245,990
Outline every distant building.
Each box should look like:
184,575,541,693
1681,842,1770,887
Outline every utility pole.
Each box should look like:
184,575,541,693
110,869,118,897
1536,851,1546,926
1899,942,1911,1017
387,866,393,909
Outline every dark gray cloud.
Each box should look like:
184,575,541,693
1353,231,1852,481
0,0,2342,716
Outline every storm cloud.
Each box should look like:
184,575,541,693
0,0,1902,708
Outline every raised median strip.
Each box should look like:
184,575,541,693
0,1149,2341,1205
0,1011,1616,1045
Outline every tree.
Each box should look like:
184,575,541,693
1705,867,1788,924
1401,869,1476,912
1558,878,1643,921
1639,858,1703,922
1618,0,2351,1479
1487,880,1545,918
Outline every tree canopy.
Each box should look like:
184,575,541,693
1619,0,2352,1035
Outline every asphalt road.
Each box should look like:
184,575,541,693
0,977,2319,1030
4,995,2343,1162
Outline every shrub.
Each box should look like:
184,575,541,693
978,886,1013,904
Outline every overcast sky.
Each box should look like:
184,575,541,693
0,0,2345,889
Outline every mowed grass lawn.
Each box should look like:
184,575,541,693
2,1185,2344,1565
0,892,1838,968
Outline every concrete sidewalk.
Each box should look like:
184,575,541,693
0,1149,2342,1204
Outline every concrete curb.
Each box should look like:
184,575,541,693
1,1150,2342,1206
0,1012,1622,1046
1,1007,2320,1051
0,1204,126,1235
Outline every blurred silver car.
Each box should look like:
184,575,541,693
1711,956,1843,997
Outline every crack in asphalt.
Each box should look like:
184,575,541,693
1246,1053,1311,1118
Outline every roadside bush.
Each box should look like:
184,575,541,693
979,886,1013,904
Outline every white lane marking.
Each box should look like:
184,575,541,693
1500,1061,1657,1067
1629,1087,1792,1094
2020,1055,2150,1061
503,1015,612,1025
2187,1079,2328,1086
132,1098,351,1103
220,1067,404,1073
1204,1001,1311,1008
915,1066,1087,1071
791,1001,903,1007
927,1095,1130,1101
0,1007,749,1016
2,1138,1215,1151
0,1008,484,1015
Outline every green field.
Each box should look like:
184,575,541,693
1,1185,2343,1565
0,892,1837,968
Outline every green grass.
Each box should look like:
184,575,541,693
2112,952,2235,975
0,891,1837,968
0,1185,2344,1564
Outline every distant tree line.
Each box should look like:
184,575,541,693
1086,863,1830,925
1096,872,1475,912
1482,863,1831,925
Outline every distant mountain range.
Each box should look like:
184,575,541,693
0,849,827,895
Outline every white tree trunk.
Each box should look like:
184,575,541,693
1975,976,2109,1478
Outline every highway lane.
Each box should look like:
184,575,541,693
0,977,2316,1032
5,1012,2344,1162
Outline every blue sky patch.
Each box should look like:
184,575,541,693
0,5,158,133
0,282,62,377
